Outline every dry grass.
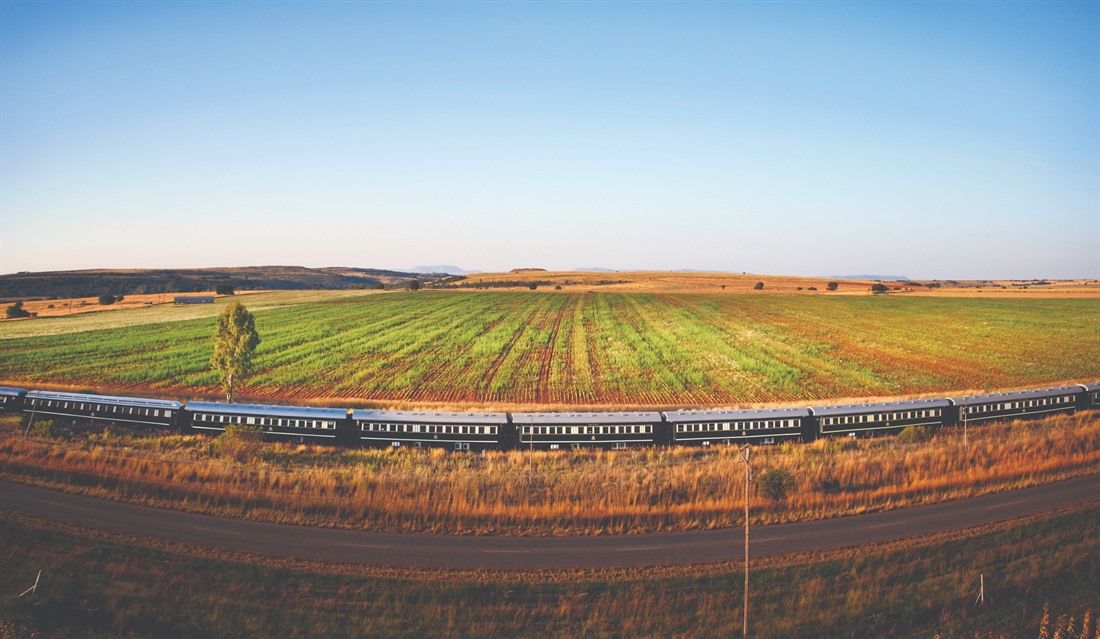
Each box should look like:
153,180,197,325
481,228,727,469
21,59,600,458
452,270,1100,297
2,410,1097,535
10,291,261,319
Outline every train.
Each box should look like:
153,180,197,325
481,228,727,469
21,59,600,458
2,382,1098,451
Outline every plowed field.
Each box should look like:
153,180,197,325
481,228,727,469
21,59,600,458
0,291,1097,408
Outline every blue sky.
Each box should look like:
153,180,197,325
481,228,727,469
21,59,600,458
1,1,1097,279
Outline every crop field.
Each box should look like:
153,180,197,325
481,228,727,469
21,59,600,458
0,290,1097,407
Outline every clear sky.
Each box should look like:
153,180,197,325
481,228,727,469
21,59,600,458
2,1,1097,279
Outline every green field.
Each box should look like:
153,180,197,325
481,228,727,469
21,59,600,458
1,291,1097,407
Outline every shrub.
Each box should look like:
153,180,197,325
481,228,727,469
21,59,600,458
25,418,60,439
870,283,889,294
98,295,116,305
757,467,795,501
754,282,764,290
826,282,839,291
215,284,235,295
897,424,934,444
213,424,264,463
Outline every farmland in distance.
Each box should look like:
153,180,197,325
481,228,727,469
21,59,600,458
0,291,1097,408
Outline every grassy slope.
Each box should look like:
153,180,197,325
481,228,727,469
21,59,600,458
0,506,1096,639
1,291,1097,408
3,412,1097,535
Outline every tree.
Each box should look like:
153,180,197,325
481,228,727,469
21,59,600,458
826,281,839,291
5,302,31,319
98,294,116,305
408,280,421,291
753,282,764,290
211,301,260,403
870,283,889,294
215,284,235,295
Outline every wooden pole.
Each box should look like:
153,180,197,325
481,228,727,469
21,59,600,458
738,444,752,639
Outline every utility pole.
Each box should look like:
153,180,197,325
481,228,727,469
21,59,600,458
526,415,534,504
962,402,968,452
23,395,39,440
737,444,753,639
975,574,987,606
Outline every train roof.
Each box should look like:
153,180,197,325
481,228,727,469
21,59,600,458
663,407,810,423
511,411,663,425
185,401,347,420
26,389,182,409
0,386,28,398
352,410,508,425
809,397,951,417
948,385,1084,406
1079,382,1100,393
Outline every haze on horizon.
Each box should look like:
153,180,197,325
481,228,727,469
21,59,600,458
1,1,1097,281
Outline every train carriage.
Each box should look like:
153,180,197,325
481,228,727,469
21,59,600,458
664,407,810,446
352,410,508,451
22,390,182,428
0,386,27,412
186,401,348,442
1078,383,1100,410
948,386,1081,425
810,398,951,437
511,411,662,450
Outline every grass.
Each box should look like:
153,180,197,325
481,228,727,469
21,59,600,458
0,291,1097,408
0,504,1095,638
2,411,1097,535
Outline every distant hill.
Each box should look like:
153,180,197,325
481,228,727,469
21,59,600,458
829,274,909,281
0,266,441,300
410,265,480,275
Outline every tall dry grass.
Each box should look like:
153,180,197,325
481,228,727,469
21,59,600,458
1,411,1098,535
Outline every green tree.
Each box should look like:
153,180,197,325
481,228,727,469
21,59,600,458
211,302,261,403
215,284,235,295
408,280,421,291
871,283,889,294
754,281,764,290
826,281,839,291
98,294,116,305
